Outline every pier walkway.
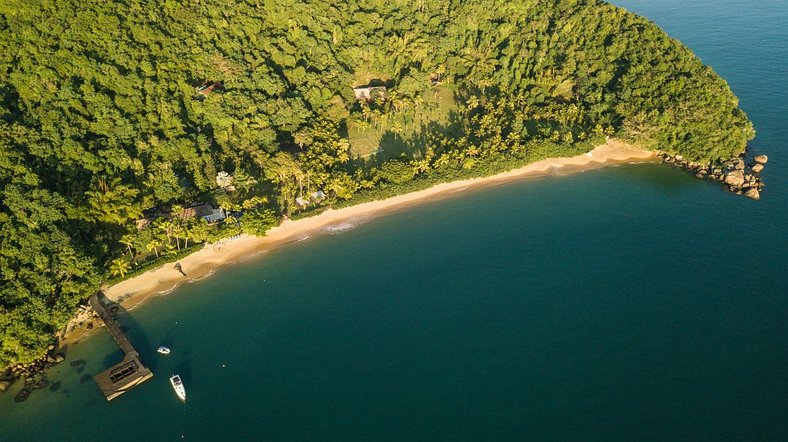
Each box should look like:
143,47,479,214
89,293,153,401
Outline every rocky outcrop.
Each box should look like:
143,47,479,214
1,342,70,395
724,170,745,187
655,150,767,199
2,303,106,394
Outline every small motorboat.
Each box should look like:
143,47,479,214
170,374,186,402
157,346,171,355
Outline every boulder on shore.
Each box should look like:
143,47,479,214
0,379,13,393
745,187,761,200
724,170,745,187
752,163,764,173
754,154,768,164
735,159,745,171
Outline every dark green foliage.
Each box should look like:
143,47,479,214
378,160,414,185
241,209,279,237
0,0,752,367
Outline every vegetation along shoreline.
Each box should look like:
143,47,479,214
2,140,658,394
0,0,766,388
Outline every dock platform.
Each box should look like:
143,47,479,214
89,293,153,401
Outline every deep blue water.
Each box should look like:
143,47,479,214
2,1,786,440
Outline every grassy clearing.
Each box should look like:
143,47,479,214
348,86,459,160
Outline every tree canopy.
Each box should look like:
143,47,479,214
0,0,753,367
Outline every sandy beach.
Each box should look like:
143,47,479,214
66,139,654,342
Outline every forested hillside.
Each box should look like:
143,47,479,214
0,0,753,366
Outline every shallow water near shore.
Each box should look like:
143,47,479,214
2,1,787,440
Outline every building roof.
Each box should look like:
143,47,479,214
179,203,214,220
353,86,387,100
202,208,226,223
196,82,223,96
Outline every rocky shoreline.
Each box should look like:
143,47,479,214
0,145,769,401
0,304,100,402
656,150,768,199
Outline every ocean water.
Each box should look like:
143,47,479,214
2,1,786,440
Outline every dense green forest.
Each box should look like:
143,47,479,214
0,0,753,367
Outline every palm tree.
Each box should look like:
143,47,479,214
461,40,499,91
154,217,176,249
109,258,131,279
120,233,135,259
171,204,184,220
182,223,193,249
171,221,184,251
146,239,161,258
85,178,142,225
388,33,430,75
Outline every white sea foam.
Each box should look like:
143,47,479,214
323,216,369,234
188,269,215,282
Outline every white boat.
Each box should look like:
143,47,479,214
157,346,171,355
170,374,186,402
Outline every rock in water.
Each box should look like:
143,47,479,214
754,154,768,164
14,388,31,403
745,188,760,200
752,163,764,173
724,170,745,187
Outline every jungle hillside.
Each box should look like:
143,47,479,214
0,0,753,367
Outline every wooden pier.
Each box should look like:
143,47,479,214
89,293,153,401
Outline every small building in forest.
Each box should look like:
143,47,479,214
178,203,227,223
196,82,223,96
179,203,214,220
295,196,309,208
353,85,387,101
202,208,226,223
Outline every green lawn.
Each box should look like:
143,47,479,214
348,86,459,161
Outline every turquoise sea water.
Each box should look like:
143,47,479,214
2,1,786,440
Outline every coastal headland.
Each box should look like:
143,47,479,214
1,0,758,381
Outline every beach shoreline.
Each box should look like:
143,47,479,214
62,139,656,344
